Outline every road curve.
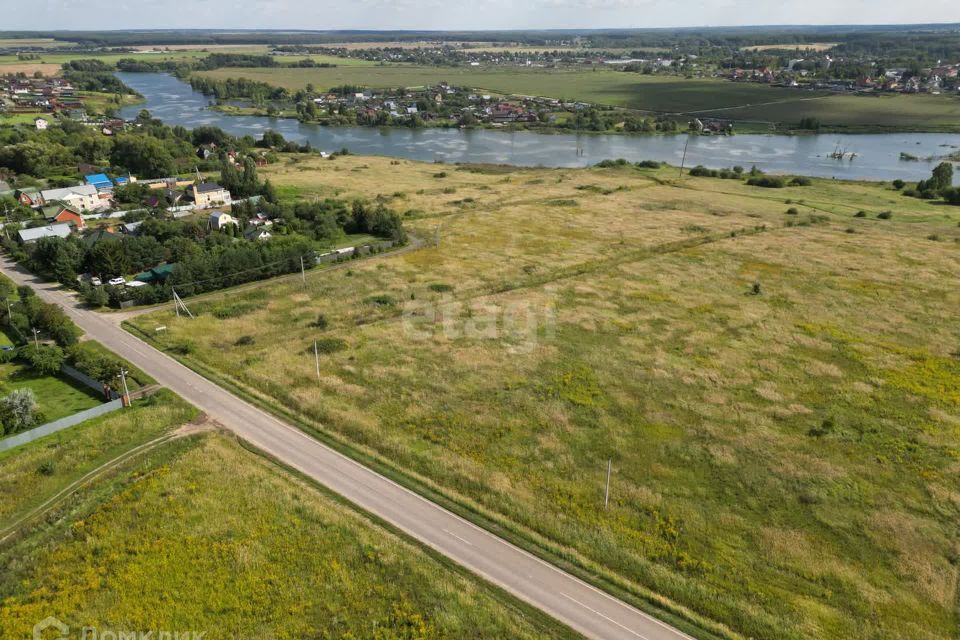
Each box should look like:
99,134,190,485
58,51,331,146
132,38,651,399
1,257,697,640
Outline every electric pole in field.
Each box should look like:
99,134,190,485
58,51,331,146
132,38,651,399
31,327,39,350
119,367,131,407
172,289,194,319
604,459,612,510
314,340,321,382
300,255,306,287
679,135,691,179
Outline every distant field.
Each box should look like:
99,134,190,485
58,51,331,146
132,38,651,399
0,38,76,48
0,429,577,640
132,155,960,640
0,62,62,76
195,65,960,129
744,42,838,52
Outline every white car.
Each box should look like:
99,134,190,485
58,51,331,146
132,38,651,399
108,277,126,286
90,277,102,287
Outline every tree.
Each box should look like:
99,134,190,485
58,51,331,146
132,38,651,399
23,344,65,375
110,134,175,178
0,388,37,435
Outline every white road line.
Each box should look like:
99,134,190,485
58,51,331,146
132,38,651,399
560,592,650,640
442,529,474,546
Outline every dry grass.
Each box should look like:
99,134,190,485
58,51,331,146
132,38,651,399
131,155,960,640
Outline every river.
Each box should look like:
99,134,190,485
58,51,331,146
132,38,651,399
117,72,960,183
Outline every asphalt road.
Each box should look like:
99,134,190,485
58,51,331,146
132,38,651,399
2,257,697,640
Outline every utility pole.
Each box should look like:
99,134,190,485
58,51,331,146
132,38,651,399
119,367,131,407
314,340,321,382
679,135,690,179
31,327,39,350
300,255,306,287
604,459,612,510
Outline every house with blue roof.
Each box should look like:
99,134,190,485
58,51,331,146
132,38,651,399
84,173,113,191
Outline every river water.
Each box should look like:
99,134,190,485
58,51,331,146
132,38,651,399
118,72,960,182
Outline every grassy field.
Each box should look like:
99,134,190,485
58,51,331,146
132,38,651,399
0,390,196,529
0,428,577,639
194,65,960,129
130,154,960,640
0,359,101,424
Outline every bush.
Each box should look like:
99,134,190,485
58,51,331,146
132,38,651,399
234,335,256,347
311,337,346,354
432,171,448,178
746,176,785,188
635,160,661,169
789,177,812,187
786,207,799,215
365,294,395,306
877,211,893,220
22,344,65,375
892,179,906,190
313,314,329,330
428,283,454,293
854,211,866,218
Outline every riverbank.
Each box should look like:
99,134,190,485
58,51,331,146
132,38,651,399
118,72,960,182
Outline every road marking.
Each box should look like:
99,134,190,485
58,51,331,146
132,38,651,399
442,528,473,546
559,592,650,640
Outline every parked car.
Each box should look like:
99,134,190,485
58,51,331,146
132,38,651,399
108,277,126,286
90,277,102,286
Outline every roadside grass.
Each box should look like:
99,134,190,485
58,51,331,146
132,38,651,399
0,431,579,640
194,65,960,129
0,360,101,424
129,155,960,640
0,390,196,529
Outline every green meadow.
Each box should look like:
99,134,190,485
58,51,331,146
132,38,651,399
0,428,577,640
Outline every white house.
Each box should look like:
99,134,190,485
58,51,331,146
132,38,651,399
208,211,237,231
39,184,104,211
190,182,231,209
35,118,48,130
245,227,272,241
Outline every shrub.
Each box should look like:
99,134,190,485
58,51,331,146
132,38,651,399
854,211,866,218
428,283,454,293
311,337,346,354
365,294,395,306
36,461,55,476
786,207,799,215
595,158,630,168
789,176,812,187
746,176,785,188
892,179,906,190
635,160,661,169
877,211,893,220
22,344,65,375
432,171,448,178
313,314,329,330
234,335,255,346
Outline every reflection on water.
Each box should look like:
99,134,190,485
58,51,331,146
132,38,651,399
118,72,960,183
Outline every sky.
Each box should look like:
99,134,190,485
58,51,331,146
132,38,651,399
8,0,960,31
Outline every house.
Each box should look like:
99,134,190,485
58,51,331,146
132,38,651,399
0,180,10,193
244,227,272,241
41,203,86,230
120,221,143,235
84,173,114,192
13,188,40,207
17,224,72,244
190,182,231,209
35,118,48,130
208,210,237,230
39,184,103,211
133,263,176,284
81,227,121,247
